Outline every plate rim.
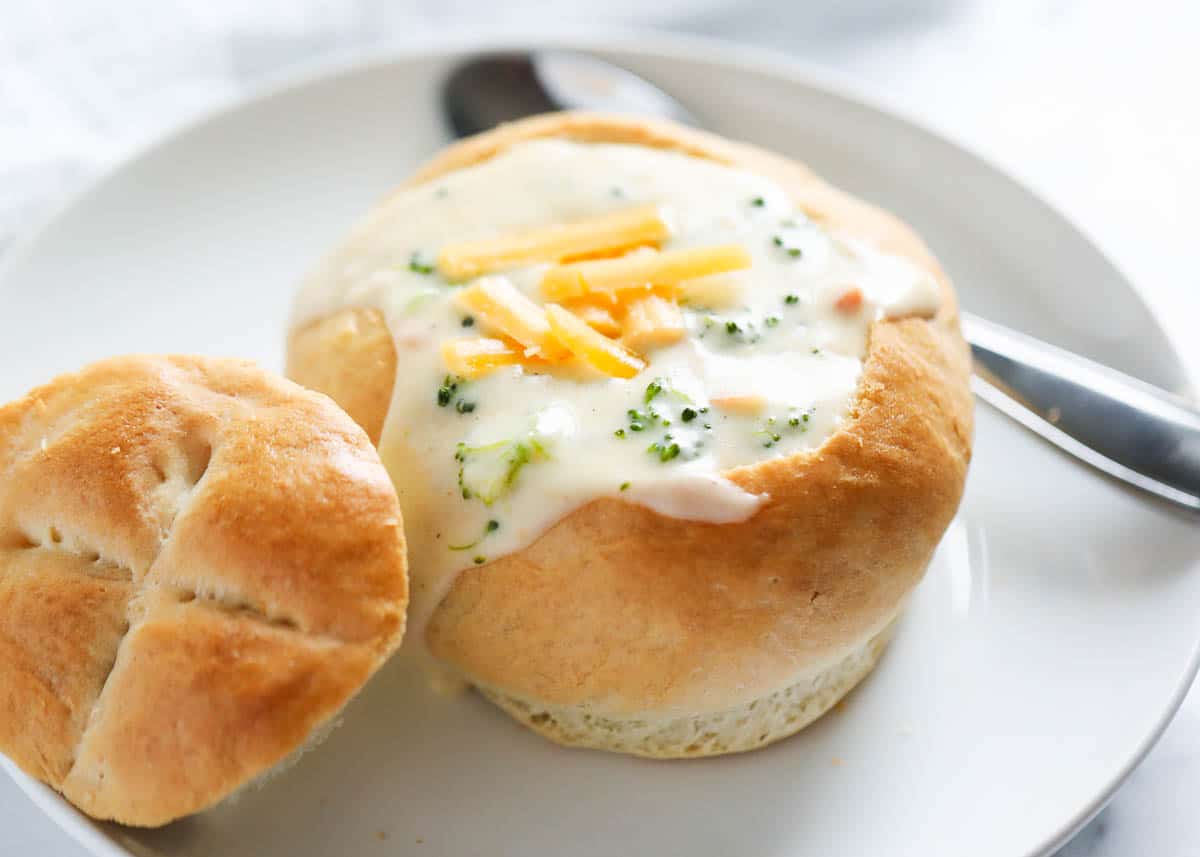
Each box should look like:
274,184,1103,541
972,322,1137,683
2,29,1197,857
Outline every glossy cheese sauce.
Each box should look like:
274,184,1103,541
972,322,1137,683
293,140,940,639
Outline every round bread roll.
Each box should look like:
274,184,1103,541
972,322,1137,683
0,356,407,826
287,113,972,758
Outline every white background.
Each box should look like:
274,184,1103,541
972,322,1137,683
1,1,1198,854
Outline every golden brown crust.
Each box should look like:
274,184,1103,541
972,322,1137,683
287,306,397,445
287,113,972,721
0,355,408,825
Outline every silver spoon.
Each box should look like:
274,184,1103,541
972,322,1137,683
442,52,1200,512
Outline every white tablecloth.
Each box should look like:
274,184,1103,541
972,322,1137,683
2,1,1198,853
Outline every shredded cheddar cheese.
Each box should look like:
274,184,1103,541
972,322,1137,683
454,277,568,360
711,394,768,415
544,304,646,379
566,301,623,338
442,337,529,378
540,245,752,302
438,205,672,281
442,235,753,380
621,292,686,351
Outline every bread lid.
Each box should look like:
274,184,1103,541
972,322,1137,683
0,355,407,826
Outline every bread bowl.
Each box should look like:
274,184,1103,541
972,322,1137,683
287,113,972,758
0,356,408,825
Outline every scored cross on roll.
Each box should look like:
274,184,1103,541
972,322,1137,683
0,356,408,825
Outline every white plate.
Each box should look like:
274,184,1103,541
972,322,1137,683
2,33,1199,857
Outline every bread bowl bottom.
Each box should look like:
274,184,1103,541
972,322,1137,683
474,617,898,759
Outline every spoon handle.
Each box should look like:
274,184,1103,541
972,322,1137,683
962,311,1200,510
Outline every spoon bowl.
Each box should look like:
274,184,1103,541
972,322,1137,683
444,52,698,137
